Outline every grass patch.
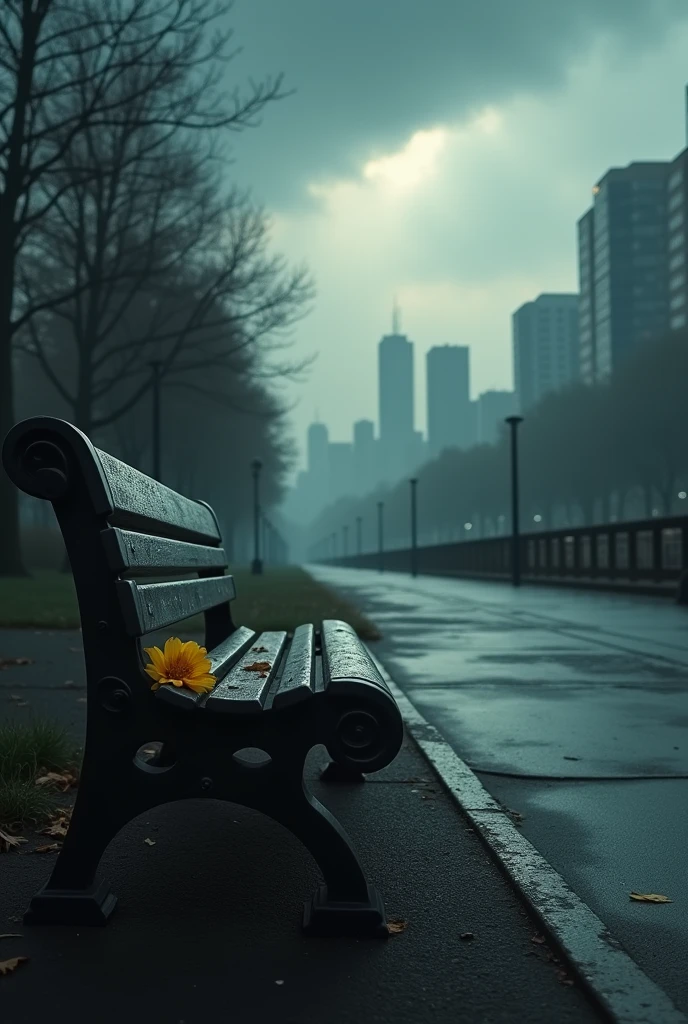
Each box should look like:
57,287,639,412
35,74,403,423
0,772,53,830
0,719,76,830
0,720,75,781
0,566,380,640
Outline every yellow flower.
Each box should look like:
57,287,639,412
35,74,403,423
143,637,217,695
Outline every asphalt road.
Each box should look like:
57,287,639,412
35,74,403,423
309,565,688,1017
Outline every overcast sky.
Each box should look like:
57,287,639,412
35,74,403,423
221,0,688,475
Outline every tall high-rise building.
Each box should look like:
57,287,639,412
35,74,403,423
426,345,472,455
378,320,414,482
667,148,688,330
476,390,517,445
513,294,579,412
577,161,670,383
577,209,596,383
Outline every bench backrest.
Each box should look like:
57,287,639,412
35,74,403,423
2,417,236,696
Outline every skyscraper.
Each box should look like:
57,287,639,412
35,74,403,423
307,421,329,481
667,148,688,330
577,161,670,383
513,294,579,412
378,316,414,482
426,345,472,456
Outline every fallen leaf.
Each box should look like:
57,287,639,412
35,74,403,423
460,932,475,941
144,838,156,846
0,830,27,853
387,919,408,935
0,658,32,670
32,844,60,854
0,934,22,940
0,957,29,975
629,892,672,903
243,661,271,673
531,935,546,945
34,771,78,791
40,818,69,838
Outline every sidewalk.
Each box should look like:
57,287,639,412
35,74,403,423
1,627,603,1024
308,566,688,1020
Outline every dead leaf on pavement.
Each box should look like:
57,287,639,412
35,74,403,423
144,838,156,846
460,932,475,941
0,830,27,853
0,657,33,670
31,844,61,854
387,919,408,935
0,957,29,975
531,935,546,945
34,771,78,791
630,892,672,903
41,816,70,838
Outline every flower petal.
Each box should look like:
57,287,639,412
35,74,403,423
143,646,166,672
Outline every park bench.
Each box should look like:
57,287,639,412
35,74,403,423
2,416,404,936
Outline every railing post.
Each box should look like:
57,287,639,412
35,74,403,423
505,416,524,587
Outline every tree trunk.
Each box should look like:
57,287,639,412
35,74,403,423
0,287,27,576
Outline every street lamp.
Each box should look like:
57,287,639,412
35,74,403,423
410,478,418,578
251,459,263,575
377,501,384,573
505,415,524,587
356,515,362,557
342,524,349,558
149,359,162,481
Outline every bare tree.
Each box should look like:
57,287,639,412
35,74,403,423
0,0,289,574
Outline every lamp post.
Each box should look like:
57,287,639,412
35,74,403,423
331,531,337,560
149,360,162,481
342,524,348,558
377,500,384,573
251,459,263,575
356,515,362,557
410,478,418,578
505,416,523,587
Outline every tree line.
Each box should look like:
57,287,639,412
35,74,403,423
1,0,313,575
309,325,688,554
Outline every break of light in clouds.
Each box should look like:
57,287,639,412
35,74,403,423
222,1,688,476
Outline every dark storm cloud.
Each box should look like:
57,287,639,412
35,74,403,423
224,0,688,206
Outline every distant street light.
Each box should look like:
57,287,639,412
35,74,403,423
505,415,524,587
356,515,362,556
679,491,687,500
410,478,418,578
342,524,349,558
533,514,542,523
251,459,263,575
464,522,472,531
377,501,384,573
331,531,336,559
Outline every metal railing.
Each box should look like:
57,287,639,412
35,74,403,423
315,514,688,592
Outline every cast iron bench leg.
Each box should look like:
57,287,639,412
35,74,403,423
23,771,133,925
263,784,388,937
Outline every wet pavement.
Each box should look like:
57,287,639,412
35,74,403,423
308,565,688,1016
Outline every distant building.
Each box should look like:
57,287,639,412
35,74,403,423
577,161,670,383
378,331,415,482
667,148,688,330
577,209,596,384
426,345,473,455
307,422,329,480
512,294,580,412
327,441,354,500
353,419,376,494
476,390,517,445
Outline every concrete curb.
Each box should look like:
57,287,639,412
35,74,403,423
369,652,688,1024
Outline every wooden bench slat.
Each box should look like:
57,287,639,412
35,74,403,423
321,620,391,698
116,576,236,636
271,624,316,710
101,527,227,574
155,626,258,709
95,448,220,543
204,631,288,714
